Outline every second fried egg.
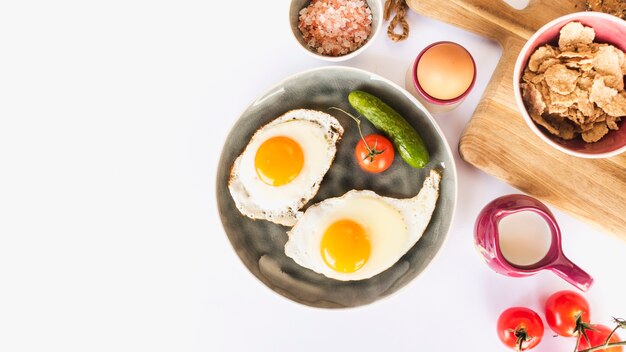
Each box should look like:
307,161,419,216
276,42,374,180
285,170,441,281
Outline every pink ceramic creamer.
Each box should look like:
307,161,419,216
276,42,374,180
474,194,593,291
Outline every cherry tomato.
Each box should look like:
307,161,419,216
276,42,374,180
577,324,622,352
355,134,394,173
545,290,591,337
497,307,545,351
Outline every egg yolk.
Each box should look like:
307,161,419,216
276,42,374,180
320,219,370,273
255,136,304,186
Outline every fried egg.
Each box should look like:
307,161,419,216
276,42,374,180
284,170,441,281
228,109,343,226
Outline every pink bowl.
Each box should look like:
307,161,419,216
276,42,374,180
513,12,626,158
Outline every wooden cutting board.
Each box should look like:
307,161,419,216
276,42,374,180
406,0,626,239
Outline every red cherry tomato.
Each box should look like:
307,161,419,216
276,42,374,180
545,290,591,337
577,324,622,352
355,134,394,173
497,307,545,351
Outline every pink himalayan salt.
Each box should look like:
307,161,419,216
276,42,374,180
298,0,373,57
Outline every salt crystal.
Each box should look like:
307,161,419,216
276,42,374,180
298,0,372,56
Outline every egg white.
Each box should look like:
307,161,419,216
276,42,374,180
228,109,343,226
285,170,441,281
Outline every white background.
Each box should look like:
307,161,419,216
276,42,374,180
1,1,625,351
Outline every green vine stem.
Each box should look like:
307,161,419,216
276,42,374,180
575,334,582,352
577,341,626,352
605,325,621,345
328,107,386,162
573,317,626,352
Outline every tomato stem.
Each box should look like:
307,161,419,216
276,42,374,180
578,341,626,352
572,312,594,352
514,327,529,352
574,316,626,352
604,325,621,346
362,139,385,162
574,334,582,352
614,318,626,330
329,107,386,161
576,312,594,345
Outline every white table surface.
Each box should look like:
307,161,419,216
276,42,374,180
1,1,625,351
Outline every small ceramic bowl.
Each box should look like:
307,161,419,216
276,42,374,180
513,12,626,158
405,41,477,113
289,0,383,62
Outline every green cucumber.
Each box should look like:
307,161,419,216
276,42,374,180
348,90,429,168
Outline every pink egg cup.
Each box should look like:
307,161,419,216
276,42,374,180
405,41,477,113
474,194,593,292
513,12,626,158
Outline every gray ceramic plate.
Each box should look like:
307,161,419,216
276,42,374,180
216,66,457,308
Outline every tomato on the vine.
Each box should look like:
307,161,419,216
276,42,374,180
545,290,591,337
497,307,545,351
355,134,394,173
577,324,622,352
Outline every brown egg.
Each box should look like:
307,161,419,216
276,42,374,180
416,42,475,101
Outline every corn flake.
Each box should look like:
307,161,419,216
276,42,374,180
582,123,609,143
528,46,558,72
521,82,546,116
544,64,580,95
558,22,595,50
